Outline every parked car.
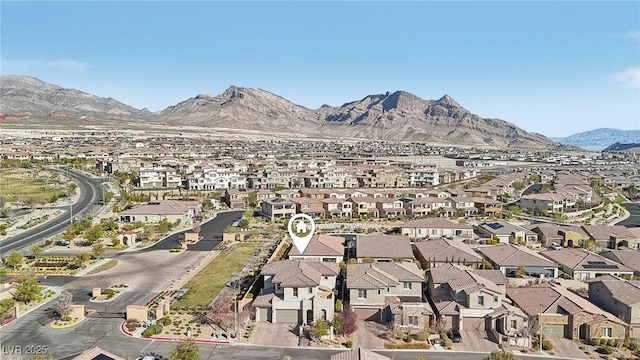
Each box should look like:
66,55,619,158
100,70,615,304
449,329,462,343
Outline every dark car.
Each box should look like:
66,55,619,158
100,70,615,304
449,329,462,343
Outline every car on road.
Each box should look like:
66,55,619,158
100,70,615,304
449,329,462,343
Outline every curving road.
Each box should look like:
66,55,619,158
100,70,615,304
0,167,104,256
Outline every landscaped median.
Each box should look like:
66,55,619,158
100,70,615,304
50,317,84,329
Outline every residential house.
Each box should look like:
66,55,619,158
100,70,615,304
475,221,539,245
588,275,640,338
401,218,474,240
448,196,478,217
252,189,276,207
253,260,339,324
346,262,426,323
414,238,483,269
471,197,503,215
290,197,326,219
427,263,517,332
581,225,640,249
136,167,182,189
355,235,414,262
348,197,379,218
526,223,589,248
321,198,353,219
478,243,560,278
261,198,296,222
224,188,249,209
374,198,406,219
601,247,640,277
517,193,566,214
288,234,345,263
507,282,627,341
118,200,195,225
187,168,246,190
540,248,634,281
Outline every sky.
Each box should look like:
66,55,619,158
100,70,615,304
1,1,639,137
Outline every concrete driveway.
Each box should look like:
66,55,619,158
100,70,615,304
249,322,300,347
549,338,590,359
450,330,499,353
351,320,385,349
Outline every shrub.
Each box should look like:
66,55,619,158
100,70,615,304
443,338,453,349
159,317,172,326
607,338,616,347
335,299,343,313
542,339,554,351
61,315,72,321
125,319,140,332
597,346,613,355
142,324,163,337
626,340,638,351
102,288,115,295
590,338,601,346
416,331,428,342
345,340,353,348
405,335,412,343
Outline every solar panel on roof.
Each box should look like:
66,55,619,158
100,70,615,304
487,222,503,230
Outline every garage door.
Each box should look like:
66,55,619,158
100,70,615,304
275,309,299,324
258,308,268,322
543,324,568,338
462,317,485,331
355,308,380,322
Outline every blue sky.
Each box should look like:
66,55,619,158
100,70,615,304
1,1,638,137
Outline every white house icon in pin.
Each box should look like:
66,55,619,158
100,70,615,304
295,220,307,234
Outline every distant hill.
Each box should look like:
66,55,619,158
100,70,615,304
552,128,640,150
1,75,566,149
603,142,640,152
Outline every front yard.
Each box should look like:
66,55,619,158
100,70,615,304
174,242,260,309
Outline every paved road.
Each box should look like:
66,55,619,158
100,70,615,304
0,167,104,256
618,202,640,228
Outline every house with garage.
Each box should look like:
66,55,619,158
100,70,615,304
290,197,326,219
374,197,406,218
581,225,640,249
471,197,503,215
478,243,560,278
426,263,518,332
253,260,339,324
413,237,483,269
475,221,539,245
321,198,353,219
355,235,414,262
288,234,345,263
401,218,474,240
507,282,627,341
588,275,640,339
448,196,478,217
525,223,589,248
346,262,428,324
540,248,634,281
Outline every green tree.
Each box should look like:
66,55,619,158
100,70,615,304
512,181,525,191
0,298,16,314
92,242,105,257
5,251,23,270
484,350,520,360
515,265,526,278
239,218,250,230
30,244,44,257
202,199,214,210
63,225,76,242
13,271,41,304
84,224,103,244
168,340,200,360
310,320,329,340
73,252,91,268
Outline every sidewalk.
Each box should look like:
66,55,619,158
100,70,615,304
74,258,114,276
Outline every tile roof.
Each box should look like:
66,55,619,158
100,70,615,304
581,225,636,240
414,238,482,264
62,347,125,360
118,200,190,216
541,248,634,272
356,235,414,259
477,221,537,236
601,248,640,273
402,218,473,229
479,244,559,268
588,275,640,306
288,234,344,257
347,262,423,289
429,263,504,295
261,260,339,288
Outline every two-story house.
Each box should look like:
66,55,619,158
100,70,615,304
414,238,483,269
374,198,406,219
321,198,353,219
346,262,426,324
261,198,296,222
253,260,339,324
348,197,379,218
290,197,326,219
588,275,640,339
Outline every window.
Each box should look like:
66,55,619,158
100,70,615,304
321,309,327,321
408,316,419,326
510,320,517,329
602,327,612,337
377,289,382,296
308,287,313,294
358,289,367,299
494,295,499,302
478,296,485,306
403,282,412,290
293,288,298,298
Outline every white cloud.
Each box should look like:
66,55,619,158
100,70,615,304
1,58,89,72
623,31,640,41
611,67,640,88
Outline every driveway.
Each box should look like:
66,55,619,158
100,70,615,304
248,322,300,347
351,320,385,349
450,330,499,353
549,338,590,359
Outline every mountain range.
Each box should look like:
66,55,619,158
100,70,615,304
551,128,640,150
0,75,565,148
